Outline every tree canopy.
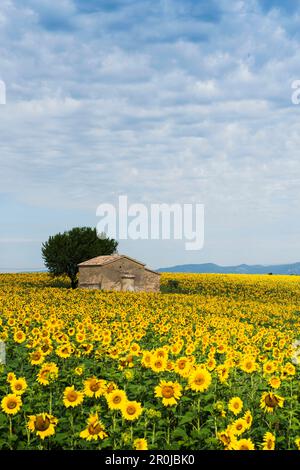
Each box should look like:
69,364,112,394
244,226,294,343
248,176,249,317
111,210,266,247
42,227,118,288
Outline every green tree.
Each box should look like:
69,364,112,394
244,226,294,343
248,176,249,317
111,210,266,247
42,227,118,288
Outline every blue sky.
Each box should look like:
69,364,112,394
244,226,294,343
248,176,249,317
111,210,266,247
1,0,300,271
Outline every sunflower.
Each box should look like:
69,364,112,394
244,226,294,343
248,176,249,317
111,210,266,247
80,412,108,441
240,356,257,373
13,330,26,343
263,361,276,375
154,347,168,360
206,358,216,371
283,362,296,377
84,377,107,398
105,381,118,395
269,376,281,389
262,432,275,450
174,357,192,377
74,366,84,376
56,343,72,359
10,377,28,395
230,418,247,436
216,364,230,383
121,401,143,421
295,437,300,450
150,356,167,373
109,347,120,359
141,351,152,368
63,386,84,408
106,389,127,410
234,438,255,450
260,392,284,413
76,332,86,343
40,341,53,356
188,367,212,392
228,397,243,416
166,360,174,371
29,349,45,366
243,410,253,429
124,370,134,381
80,343,93,355
130,343,141,356
37,362,59,386
27,413,58,440
134,438,148,450
154,380,182,406
1,394,22,415
6,372,16,383
218,429,237,450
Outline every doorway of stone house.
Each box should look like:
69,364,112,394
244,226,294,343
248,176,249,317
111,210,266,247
121,273,135,291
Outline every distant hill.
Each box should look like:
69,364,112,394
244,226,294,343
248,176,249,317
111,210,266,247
158,262,300,275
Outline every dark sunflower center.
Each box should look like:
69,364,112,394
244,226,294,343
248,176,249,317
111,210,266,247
7,400,17,409
127,405,137,415
162,386,174,398
88,423,103,435
67,391,78,402
90,382,100,392
15,383,22,390
265,394,279,407
113,395,121,404
35,416,50,431
194,375,205,385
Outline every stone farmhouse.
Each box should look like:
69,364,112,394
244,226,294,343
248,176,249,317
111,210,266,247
78,254,160,292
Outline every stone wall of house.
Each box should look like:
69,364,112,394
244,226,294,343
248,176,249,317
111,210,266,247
100,258,144,291
143,270,161,292
78,259,160,292
78,266,103,289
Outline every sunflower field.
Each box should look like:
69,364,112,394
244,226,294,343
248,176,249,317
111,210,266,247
0,272,300,450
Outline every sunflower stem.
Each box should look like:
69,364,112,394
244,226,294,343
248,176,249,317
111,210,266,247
152,422,156,446
49,386,53,415
197,396,201,432
288,380,294,450
24,412,31,447
130,424,133,444
8,416,13,449
69,412,75,450
112,412,117,449
166,411,171,447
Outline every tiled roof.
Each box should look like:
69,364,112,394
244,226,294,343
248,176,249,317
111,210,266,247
78,254,144,267
78,254,160,274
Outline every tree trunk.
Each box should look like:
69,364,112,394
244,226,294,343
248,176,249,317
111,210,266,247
70,277,78,289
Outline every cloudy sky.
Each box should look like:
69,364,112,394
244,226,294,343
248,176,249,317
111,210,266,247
0,0,300,271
